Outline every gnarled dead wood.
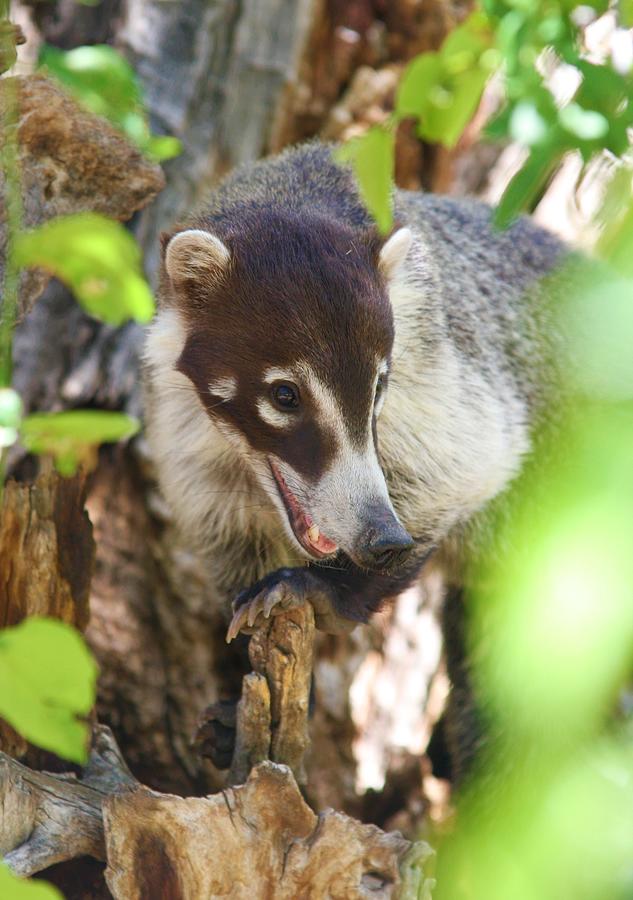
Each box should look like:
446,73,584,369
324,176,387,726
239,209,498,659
229,603,315,786
0,725,135,878
103,761,427,900
0,724,433,898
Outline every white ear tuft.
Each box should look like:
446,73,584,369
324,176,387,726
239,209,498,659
378,227,413,279
164,229,230,285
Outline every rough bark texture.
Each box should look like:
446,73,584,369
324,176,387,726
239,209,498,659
103,762,425,900
0,469,94,759
0,726,134,878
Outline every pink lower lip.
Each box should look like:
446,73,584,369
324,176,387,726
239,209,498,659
269,461,337,558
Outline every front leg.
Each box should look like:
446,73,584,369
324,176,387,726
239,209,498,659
226,549,432,642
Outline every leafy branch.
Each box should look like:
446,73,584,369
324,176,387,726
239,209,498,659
339,0,633,232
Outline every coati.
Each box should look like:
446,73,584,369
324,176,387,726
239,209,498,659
143,142,565,773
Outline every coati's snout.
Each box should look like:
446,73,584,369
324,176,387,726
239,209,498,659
162,211,415,571
354,508,415,572
269,453,414,571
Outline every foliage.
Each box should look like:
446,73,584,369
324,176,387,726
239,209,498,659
39,44,181,162
0,618,98,762
21,411,139,476
0,863,62,899
339,0,633,231
14,213,154,326
337,127,395,234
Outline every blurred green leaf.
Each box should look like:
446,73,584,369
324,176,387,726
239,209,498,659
144,134,182,162
39,44,140,120
13,213,154,325
494,144,561,227
21,410,139,475
397,54,444,120
0,618,97,763
336,127,394,234
38,44,180,161
396,12,492,149
440,9,492,63
0,863,62,900
509,100,548,145
621,0,633,26
421,69,490,147
559,103,609,140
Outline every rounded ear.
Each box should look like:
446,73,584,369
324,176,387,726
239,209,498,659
378,227,413,279
164,229,231,285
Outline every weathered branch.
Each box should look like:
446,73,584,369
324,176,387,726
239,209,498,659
103,761,427,900
0,725,136,877
0,724,433,898
228,604,316,786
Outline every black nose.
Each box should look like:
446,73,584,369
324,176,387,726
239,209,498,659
359,525,415,571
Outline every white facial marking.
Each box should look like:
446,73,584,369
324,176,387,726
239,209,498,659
208,376,237,402
262,366,296,385
289,362,395,525
256,397,293,429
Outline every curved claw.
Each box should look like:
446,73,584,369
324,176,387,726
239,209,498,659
226,605,250,643
226,582,295,643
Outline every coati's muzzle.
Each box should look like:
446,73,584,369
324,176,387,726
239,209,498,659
352,503,415,571
269,456,414,573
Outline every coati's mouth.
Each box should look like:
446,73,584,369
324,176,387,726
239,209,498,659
269,460,338,559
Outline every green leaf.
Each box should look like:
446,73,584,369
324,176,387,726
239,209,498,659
396,53,443,120
145,134,183,162
559,103,609,140
0,864,62,900
440,10,492,65
494,144,562,228
420,68,489,147
38,44,181,162
13,213,155,325
39,44,140,121
620,0,633,27
509,101,548,145
0,619,97,763
21,410,140,475
396,12,492,149
336,127,394,234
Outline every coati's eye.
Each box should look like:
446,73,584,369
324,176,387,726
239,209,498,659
271,381,300,410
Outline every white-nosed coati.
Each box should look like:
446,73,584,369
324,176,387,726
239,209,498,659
144,142,566,777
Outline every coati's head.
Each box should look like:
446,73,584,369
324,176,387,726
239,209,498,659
160,209,414,572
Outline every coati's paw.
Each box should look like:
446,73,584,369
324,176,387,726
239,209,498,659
226,568,307,642
226,568,355,642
